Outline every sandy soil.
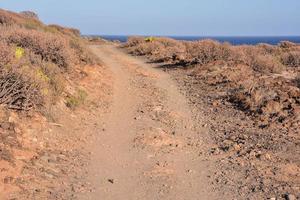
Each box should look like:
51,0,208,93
79,45,223,200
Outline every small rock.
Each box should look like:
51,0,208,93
44,172,54,179
285,194,296,200
210,147,220,155
108,179,114,184
14,127,21,134
212,100,219,107
8,117,14,123
1,122,11,130
233,143,241,151
264,153,272,160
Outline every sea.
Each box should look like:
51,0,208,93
95,35,300,45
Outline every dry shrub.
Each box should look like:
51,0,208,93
185,40,232,65
126,37,189,63
230,86,285,125
0,42,14,67
0,9,17,25
126,38,233,65
230,76,300,125
47,24,81,37
279,41,297,49
69,38,99,65
281,51,300,68
0,26,73,69
0,9,43,30
155,37,182,47
257,43,280,55
0,8,100,114
230,45,285,73
231,86,277,114
0,13,13,25
251,54,285,73
0,70,42,110
124,36,300,126
124,36,145,47
231,46,265,65
128,41,164,56
16,51,66,101
150,45,187,63
150,38,187,62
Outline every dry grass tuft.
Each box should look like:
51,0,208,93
281,51,300,67
251,54,285,73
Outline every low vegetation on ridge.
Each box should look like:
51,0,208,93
124,36,300,129
0,8,98,111
123,36,300,198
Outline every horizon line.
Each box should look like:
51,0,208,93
84,34,300,37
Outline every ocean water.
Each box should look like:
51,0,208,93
96,35,300,45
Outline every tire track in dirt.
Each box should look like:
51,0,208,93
81,45,220,200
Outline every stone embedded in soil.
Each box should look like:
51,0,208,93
108,179,114,184
285,194,296,200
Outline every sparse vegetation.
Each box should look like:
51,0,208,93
0,9,99,112
124,36,300,128
66,88,88,109
0,26,73,69
124,36,300,199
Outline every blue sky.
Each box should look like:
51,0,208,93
0,0,299,36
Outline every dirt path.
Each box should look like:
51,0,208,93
81,45,219,200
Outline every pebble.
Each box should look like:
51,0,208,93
285,194,296,200
14,127,21,134
108,179,114,184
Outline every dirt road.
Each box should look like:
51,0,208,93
80,45,219,200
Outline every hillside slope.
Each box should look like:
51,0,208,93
0,9,112,199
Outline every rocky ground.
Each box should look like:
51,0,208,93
164,66,300,200
121,36,300,199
